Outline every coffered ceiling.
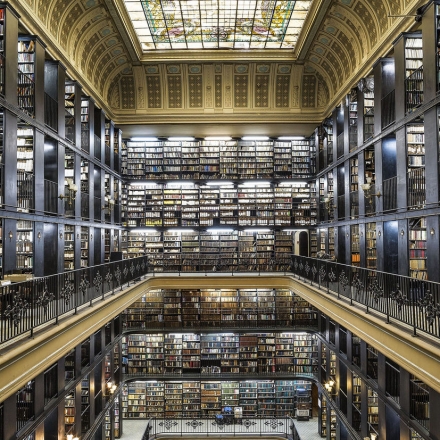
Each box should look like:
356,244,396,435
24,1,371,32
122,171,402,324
12,0,425,136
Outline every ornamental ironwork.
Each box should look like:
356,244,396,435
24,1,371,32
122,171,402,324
93,271,103,292
60,279,75,304
136,262,140,273
123,265,129,278
304,262,310,277
339,271,349,291
130,262,135,277
418,290,440,326
115,266,122,286
36,281,55,315
328,268,336,283
367,277,383,303
264,418,284,429
4,290,29,327
242,419,257,429
159,420,178,430
311,265,317,280
141,260,146,272
186,419,203,429
319,266,326,281
293,259,298,272
352,273,363,295
105,270,113,286
79,275,90,296
390,284,408,311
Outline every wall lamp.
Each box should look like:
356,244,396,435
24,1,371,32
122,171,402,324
361,183,381,203
324,380,335,394
102,197,115,214
59,182,78,206
66,435,79,440
8,231,13,241
323,197,335,210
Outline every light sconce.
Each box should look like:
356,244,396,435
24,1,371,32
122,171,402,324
400,229,405,236
60,232,64,239
106,382,117,395
8,231,13,241
378,230,381,237
324,380,335,393
370,434,378,440
59,182,78,206
37,232,42,241
102,197,115,214
361,183,381,203
66,435,79,440
430,228,435,236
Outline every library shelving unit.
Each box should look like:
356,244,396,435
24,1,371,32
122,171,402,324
164,382,183,417
328,227,335,258
0,7,4,94
410,375,430,429
80,98,90,153
146,382,164,417
257,380,276,416
362,79,375,141
81,376,90,434
164,333,182,373
182,381,200,417
406,123,425,209
201,381,221,416
367,344,379,381
351,224,360,267
64,390,75,436
64,349,75,384
221,381,239,408
352,373,362,433
404,34,423,114
64,83,75,143
350,157,359,219
17,37,35,117
64,224,75,271
182,333,200,372
367,387,379,438
320,395,328,437
366,222,377,270
349,89,358,151
16,381,34,432
309,229,317,257
80,226,88,268
408,217,427,279
16,220,33,272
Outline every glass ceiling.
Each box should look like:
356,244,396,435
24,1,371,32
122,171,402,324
123,0,313,50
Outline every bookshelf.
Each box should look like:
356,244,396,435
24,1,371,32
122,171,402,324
17,38,35,117
80,226,88,268
351,224,360,267
17,123,34,174
222,381,239,407
64,390,75,435
406,123,425,208
367,344,378,381
146,381,164,417
408,217,427,279
165,382,183,417
64,224,75,271
201,381,221,416
352,373,362,433
239,380,258,417
410,375,430,429
65,83,75,143
363,82,375,141
0,7,4,95
80,99,90,152
366,222,377,270
16,381,34,432
405,35,423,113
183,381,200,417
65,349,75,384
350,157,359,219
309,229,317,257
81,376,90,434
349,89,358,151
320,395,328,437
328,227,335,257
257,380,276,416
367,386,379,438
16,220,33,272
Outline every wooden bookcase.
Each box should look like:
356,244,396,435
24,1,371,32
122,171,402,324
408,217,427,279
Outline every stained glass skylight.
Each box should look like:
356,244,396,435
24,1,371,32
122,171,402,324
123,0,313,50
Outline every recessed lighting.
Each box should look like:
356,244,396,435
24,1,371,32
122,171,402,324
242,136,269,141
277,136,305,140
205,136,232,141
130,137,159,142
206,181,234,186
168,137,195,141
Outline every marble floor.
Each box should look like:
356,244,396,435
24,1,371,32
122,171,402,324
119,417,322,439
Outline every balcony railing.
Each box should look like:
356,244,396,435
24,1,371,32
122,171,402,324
405,65,423,114
381,89,395,129
44,93,58,131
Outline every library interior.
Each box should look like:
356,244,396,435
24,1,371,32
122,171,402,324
0,0,440,439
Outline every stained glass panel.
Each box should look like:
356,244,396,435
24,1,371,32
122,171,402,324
123,0,313,50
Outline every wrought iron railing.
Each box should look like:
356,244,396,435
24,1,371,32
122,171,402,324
405,65,423,114
44,93,58,131
141,416,293,438
0,256,148,345
381,89,395,129
290,255,440,339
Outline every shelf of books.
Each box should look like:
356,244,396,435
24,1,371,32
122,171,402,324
350,158,359,219
367,386,379,439
320,395,328,437
349,88,358,151
406,123,425,208
0,8,4,95
64,389,75,436
17,38,35,117
81,376,90,434
409,217,427,279
16,220,33,272
201,381,221,416
410,374,430,429
183,381,200,417
64,83,75,143
16,381,34,432
64,224,75,271
352,373,362,433
165,382,182,417
363,81,375,142
80,99,90,153
351,224,360,267
64,349,75,385
405,34,423,114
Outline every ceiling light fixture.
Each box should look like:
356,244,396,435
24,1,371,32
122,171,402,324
130,137,159,142
205,136,232,141
242,136,270,141
168,137,195,141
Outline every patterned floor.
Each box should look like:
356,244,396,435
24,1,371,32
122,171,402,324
120,417,322,439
